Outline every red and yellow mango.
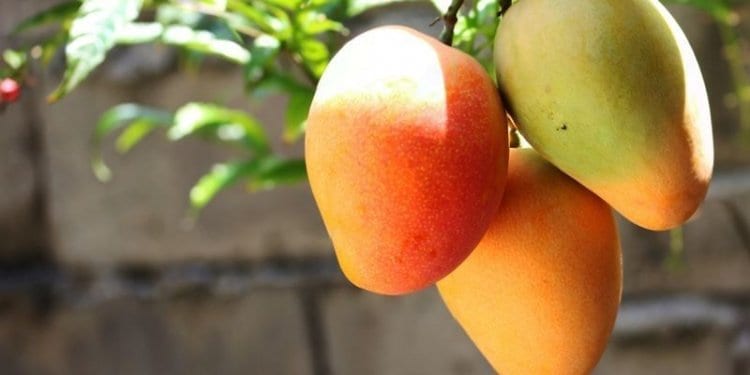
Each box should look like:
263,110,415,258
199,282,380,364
305,26,509,295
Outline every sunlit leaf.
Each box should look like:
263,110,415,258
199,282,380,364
190,159,259,214
262,0,304,11
12,1,81,34
2,50,27,70
348,0,416,16
171,103,270,154
115,119,158,153
226,0,276,33
199,0,228,11
116,23,251,64
296,10,346,35
245,34,281,86
156,3,202,27
163,25,251,63
297,37,329,78
92,103,173,181
49,0,143,102
115,22,164,43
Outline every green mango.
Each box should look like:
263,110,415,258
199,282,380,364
495,0,713,230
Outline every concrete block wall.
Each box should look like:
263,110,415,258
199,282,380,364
1,1,750,374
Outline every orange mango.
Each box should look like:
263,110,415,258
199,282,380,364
438,148,622,374
305,26,508,295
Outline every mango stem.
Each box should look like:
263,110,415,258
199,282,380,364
438,0,465,46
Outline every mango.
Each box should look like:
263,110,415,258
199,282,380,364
494,0,713,230
305,26,508,295
438,148,622,375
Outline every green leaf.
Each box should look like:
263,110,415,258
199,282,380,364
295,10,346,35
39,32,70,65
248,157,307,191
115,22,164,43
115,119,157,153
115,23,251,64
284,88,314,142
251,71,314,101
12,1,81,34
199,0,228,11
49,0,144,102
190,160,259,214
262,0,304,11
156,3,202,27
2,50,27,70
297,37,329,78
226,0,276,33
348,0,416,16
162,25,251,63
189,156,307,214
171,103,270,154
244,34,281,86
227,1,292,39
92,103,173,181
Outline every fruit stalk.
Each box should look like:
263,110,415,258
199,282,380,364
498,0,512,16
438,0,465,46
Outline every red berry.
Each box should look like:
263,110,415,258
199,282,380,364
0,78,21,102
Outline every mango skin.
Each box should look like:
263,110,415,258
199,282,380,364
438,148,622,375
495,0,713,230
305,26,508,295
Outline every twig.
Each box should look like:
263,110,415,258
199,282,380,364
439,0,466,46
499,0,512,16
498,0,512,17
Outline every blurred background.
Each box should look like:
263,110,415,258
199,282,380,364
1,0,750,374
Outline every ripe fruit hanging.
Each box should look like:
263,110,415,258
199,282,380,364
438,148,622,375
305,25,509,295
0,78,21,102
494,0,713,230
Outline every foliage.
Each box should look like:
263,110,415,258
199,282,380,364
0,0,747,214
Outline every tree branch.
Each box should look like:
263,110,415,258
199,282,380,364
439,0,465,46
498,0,512,17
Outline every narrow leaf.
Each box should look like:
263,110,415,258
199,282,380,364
115,119,158,153
12,1,81,34
296,11,346,35
244,34,281,86
161,25,251,64
284,88,314,142
297,37,329,78
92,103,173,181
348,0,417,16
248,157,307,191
262,0,304,11
115,22,164,44
113,23,251,64
190,159,259,214
2,50,27,70
49,0,144,102
171,103,270,154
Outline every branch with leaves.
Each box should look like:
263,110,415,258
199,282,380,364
0,0,748,215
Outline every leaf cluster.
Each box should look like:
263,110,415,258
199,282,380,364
1,0,747,214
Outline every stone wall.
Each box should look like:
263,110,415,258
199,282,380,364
1,1,749,374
